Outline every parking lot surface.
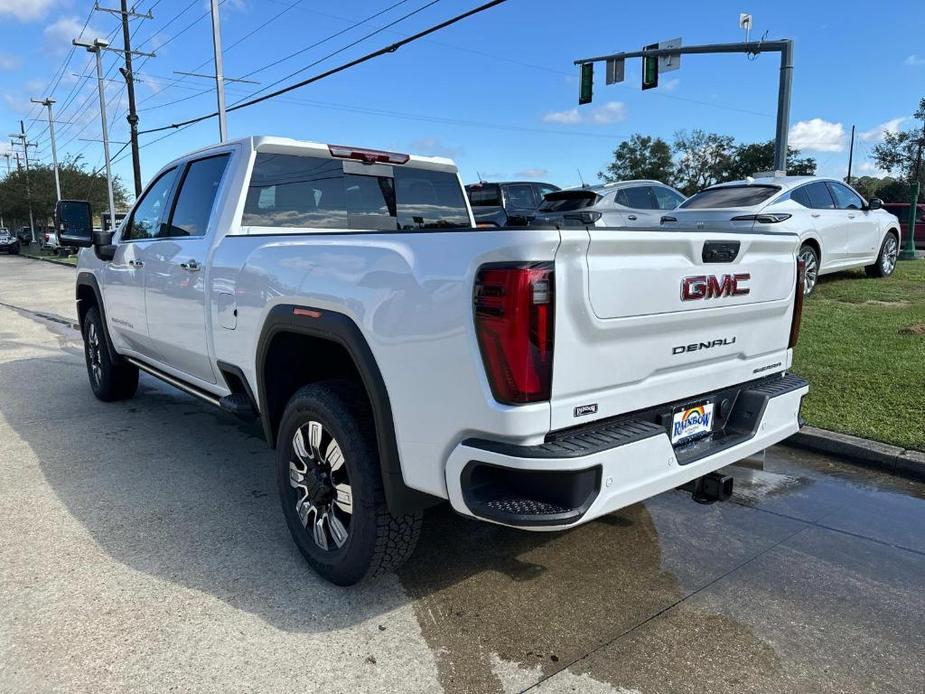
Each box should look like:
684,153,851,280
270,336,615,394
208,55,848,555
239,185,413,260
1,254,923,693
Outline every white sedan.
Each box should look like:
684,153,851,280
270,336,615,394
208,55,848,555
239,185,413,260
664,176,902,294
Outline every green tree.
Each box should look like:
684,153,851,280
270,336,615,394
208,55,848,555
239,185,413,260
871,97,925,197
720,140,816,181
672,129,735,195
0,155,128,230
599,134,674,184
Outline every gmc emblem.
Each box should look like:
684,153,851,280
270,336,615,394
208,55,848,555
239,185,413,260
681,273,750,301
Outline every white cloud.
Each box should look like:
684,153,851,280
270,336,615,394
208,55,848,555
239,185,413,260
24,79,46,93
0,52,21,70
662,78,680,92
859,116,909,142
789,118,846,152
0,0,57,21
44,16,107,53
905,55,925,66
408,137,463,158
590,101,627,124
543,101,627,126
543,108,582,124
2,93,33,114
858,161,886,176
515,168,548,178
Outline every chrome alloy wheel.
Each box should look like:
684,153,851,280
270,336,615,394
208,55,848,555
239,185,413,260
86,321,103,386
288,421,353,551
881,236,898,275
798,247,818,295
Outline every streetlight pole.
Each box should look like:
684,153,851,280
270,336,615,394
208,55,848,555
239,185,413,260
31,98,62,202
209,0,228,142
74,37,116,229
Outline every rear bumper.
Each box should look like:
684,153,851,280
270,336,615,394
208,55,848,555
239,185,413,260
446,373,808,530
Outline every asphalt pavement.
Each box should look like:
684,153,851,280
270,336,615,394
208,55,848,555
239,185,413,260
1,254,923,694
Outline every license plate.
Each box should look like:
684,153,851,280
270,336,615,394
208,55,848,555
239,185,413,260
670,402,715,445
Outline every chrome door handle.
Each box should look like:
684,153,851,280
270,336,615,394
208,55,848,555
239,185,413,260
811,213,821,218
180,259,201,272
847,214,856,219
627,214,638,221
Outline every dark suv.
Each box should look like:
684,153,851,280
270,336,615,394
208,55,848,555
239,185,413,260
465,181,560,227
882,202,925,249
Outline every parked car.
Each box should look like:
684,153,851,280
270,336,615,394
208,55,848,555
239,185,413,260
531,180,686,228
0,227,20,254
42,227,62,253
17,226,33,245
664,176,902,294
465,180,560,227
58,136,808,585
882,202,925,249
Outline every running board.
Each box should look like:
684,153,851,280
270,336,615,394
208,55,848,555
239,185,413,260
126,357,222,407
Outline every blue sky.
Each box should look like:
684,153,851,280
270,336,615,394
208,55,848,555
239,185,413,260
1,0,923,198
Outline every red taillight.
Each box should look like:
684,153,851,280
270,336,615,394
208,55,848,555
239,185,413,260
789,258,806,348
474,263,554,404
327,144,410,165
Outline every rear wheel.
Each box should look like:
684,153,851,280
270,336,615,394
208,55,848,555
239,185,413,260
82,306,139,401
865,233,899,278
276,382,421,585
10,243,18,255
798,244,819,295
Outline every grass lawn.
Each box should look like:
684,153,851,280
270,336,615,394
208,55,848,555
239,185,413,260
792,259,925,451
18,245,77,266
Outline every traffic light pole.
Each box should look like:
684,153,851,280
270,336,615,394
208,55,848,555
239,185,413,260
575,39,794,173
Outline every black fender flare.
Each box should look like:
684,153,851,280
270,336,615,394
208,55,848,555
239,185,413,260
255,304,439,515
75,272,120,363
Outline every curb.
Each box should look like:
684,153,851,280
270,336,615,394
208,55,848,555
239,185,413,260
17,252,77,268
786,426,925,480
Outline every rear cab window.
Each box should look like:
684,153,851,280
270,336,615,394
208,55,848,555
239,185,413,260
243,153,471,230
466,184,502,207
680,185,780,209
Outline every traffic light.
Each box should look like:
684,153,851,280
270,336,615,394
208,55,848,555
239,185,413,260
642,43,658,90
579,62,593,105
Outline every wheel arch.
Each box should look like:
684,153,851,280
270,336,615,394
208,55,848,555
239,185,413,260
255,304,439,515
800,236,822,266
76,272,119,362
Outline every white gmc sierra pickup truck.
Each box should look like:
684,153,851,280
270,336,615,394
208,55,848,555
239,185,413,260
57,136,809,585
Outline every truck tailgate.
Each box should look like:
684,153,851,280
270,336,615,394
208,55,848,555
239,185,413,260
550,228,800,432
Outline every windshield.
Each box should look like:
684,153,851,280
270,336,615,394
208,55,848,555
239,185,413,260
680,185,780,209
538,191,600,212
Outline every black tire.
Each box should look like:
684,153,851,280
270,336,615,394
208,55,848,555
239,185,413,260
865,233,899,278
10,243,18,255
797,243,819,295
82,306,139,401
276,381,422,585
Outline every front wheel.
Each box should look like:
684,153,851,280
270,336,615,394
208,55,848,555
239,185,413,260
276,382,422,585
82,306,139,401
865,234,899,278
798,244,819,295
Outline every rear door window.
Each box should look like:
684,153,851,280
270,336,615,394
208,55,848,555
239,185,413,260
164,154,230,238
806,181,836,209
616,186,658,209
652,186,685,210
503,184,537,209
680,185,780,209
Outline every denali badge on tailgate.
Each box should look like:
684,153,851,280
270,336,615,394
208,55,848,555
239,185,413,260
681,273,750,301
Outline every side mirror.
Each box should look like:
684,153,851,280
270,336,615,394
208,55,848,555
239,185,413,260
93,229,116,261
866,198,883,211
54,200,94,247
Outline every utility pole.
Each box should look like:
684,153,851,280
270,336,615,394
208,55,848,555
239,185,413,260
9,123,36,242
74,37,117,229
575,39,795,173
31,98,62,202
210,0,228,142
96,1,153,197
846,124,855,185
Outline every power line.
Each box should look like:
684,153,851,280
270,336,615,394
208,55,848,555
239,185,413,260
139,0,508,135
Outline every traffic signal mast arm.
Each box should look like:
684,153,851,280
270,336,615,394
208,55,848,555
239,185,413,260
573,39,794,173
